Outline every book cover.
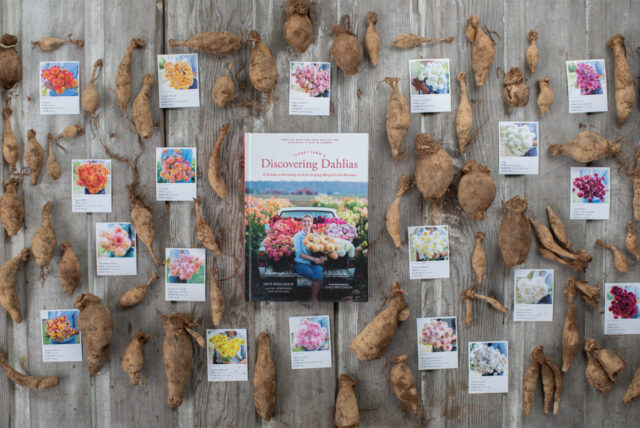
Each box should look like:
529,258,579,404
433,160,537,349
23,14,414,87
245,133,369,302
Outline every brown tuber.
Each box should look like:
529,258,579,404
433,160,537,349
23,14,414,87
456,72,474,153
116,38,146,111
625,221,640,260
331,15,363,76
2,105,19,171
32,34,83,51
283,0,313,54
75,293,113,375
193,197,222,256
561,283,579,372
0,178,24,236
607,34,635,125
415,134,453,201
32,202,56,276
465,15,495,86
585,338,625,382
525,30,539,73
548,131,622,163
537,78,554,117
25,129,44,185
59,241,81,295
118,272,159,308
130,194,163,267
546,205,573,253
121,330,149,386
208,122,230,198
364,12,380,66
503,67,530,107
458,161,496,220
57,125,84,141
81,58,103,115
385,175,413,248
471,232,486,288
45,133,61,180
335,374,359,428
160,313,205,408
209,268,224,326
498,196,531,267
531,346,563,415
460,286,509,327
392,34,453,48
595,239,630,273
0,352,58,389
132,73,154,139
248,31,278,94
623,366,640,404
254,332,276,421
0,34,22,91
390,354,421,415
212,61,234,107
0,248,30,323
384,77,409,159
522,347,541,416
349,282,409,361
169,31,243,55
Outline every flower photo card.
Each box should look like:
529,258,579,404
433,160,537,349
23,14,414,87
570,167,610,220
39,61,80,114
468,341,509,394
96,222,137,276
158,54,200,108
165,248,206,301
409,59,451,113
156,147,197,201
498,121,539,175
207,329,248,381
417,317,458,370
71,159,112,212
604,283,640,335
40,310,82,362
289,61,330,116
408,225,450,279
513,269,554,322
566,60,608,113
289,315,332,369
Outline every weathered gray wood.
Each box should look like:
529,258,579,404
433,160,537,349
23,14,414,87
1,0,640,427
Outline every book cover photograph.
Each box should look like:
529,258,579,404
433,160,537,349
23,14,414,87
245,133,369,302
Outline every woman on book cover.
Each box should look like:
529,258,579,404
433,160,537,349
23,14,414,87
293,214,326,301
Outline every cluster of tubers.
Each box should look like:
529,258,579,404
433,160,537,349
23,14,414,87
523,346,562,416
561,278,601,372
584,338,625,394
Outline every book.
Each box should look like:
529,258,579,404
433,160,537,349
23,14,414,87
244,133,369,302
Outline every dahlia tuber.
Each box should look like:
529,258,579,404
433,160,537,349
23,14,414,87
0,34,22,91
384,77,409,159
623,366,640,404
335,374,359,428
208,122,230,198
625,221,640,260
193,197,221,256
283,0,313,54
81,58,102,115
471,232,486,288
32,34,83,51
116,38,146,111
460,286,508,327
59,241,80,295
530,217,578,261
45,133,61,180
465,15,495,86
57,125,84,141
0,352,58,389
548,131,622,162
212,61,234,107
331,15,363,76
130,196,163,266
75,293,113,375
118,272,159,308
585,350,613,393
32,202,56,275
132,73,154,139
571,278,601,310
585,338,625,382
25,129,44,185
595,239,630,273
0,178,24,236
0,248,29,323
457,160,495,220
169,31,243,55
121,330,149,386
607,34,635,125
392,34,453,48
503,67,529,108
535,350,554,414
456,72,474,153
364,12,380,66
546,205,573,253
209,268,224,326
522,347,540,416
248,31,278,94
349,282,409,361
537,78,554,117
415,134,453,201
498,196,531,267
525,30,538,73
2,105,18,171
561,282,579,372
385,175,413,248
390,354,421,415
254,332,276,421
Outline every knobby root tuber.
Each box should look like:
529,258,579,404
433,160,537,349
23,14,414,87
248,31,278,94
59,241,80,295
45,133,61,180
81,58,103,115
32,202,56,276
57,125,84,142
537,78,554,117
364,12,380,66
522,347,541,416
471,232,486,288
385,175,413,248
503,67,529,108
161,313,204,408
284,0,313,54
546,205,573,253
458,160,495,220
193,197,222,256
350,282,409,361
548,131,622,163
460,286,509,327
0,178,24,236
0,352,58,389
335,374,359,428
0,248,29,323
384,77,409,159
130,196,163,266
415,134,453,201
169,31,243,55
585,338,625,382
625,221,640,260
0,34,22,91
525,30,538,73
2,105,19,171
456,72,474,153
209,268,224,326
32,34,83,51
212,61,234,107
132,73,154,139
121,330,149,386
116,38,146,111
254,332,276,421
392,34,453,48
331,15,363,76
562,283,578,372
530,217,578,261
75,293,113,375
25,129,44,185
536,351,554,414
118,272,159,308
623,366,640,404
571,278,601,310
531,346,563,415
595,239,630,273
390,354,421,415
498,196,531,267
465,15,495,86
208,122,230,198
607,34,635,125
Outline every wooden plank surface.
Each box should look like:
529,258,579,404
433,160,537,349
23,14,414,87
0,0,639,427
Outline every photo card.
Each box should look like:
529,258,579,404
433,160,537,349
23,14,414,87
409,59,451,113
289,315,332,369
207,329,248,381
165,248,206,301
41,309,82,362
513,269,554,322
498,121,539,175
156,147,197,201
417,317,458,370
604,283,640,335
157,54,200,108
408,225,450,280
96,222,137,276
39,61,80,114
566,59,608,113
289,61,330,116
570,167,610,220
468,341,509,394
72,159,112,212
